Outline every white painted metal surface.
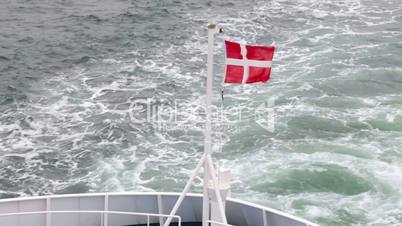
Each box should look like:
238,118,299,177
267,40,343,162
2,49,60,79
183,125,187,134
0,192,320,226
209,169,231,226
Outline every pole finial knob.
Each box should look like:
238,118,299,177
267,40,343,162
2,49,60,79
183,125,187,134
208,23,216,29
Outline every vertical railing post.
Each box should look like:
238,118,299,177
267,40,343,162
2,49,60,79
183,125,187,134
104,195,109,226
262,209,268,226
46,198,51,226
157,194,164,226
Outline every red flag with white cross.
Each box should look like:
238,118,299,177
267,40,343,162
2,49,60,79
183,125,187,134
224,40,275,84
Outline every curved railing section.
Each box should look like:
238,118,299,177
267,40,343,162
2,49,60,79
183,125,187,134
0,192,320,226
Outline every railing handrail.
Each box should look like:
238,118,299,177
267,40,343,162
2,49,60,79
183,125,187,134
0,211,237,226
0,210,182,226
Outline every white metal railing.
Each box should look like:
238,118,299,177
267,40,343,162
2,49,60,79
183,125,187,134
0,210,182,226
0,193,321,226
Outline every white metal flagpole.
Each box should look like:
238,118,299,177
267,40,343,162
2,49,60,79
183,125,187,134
202,22,216,226
204,22,227,226
163,23,226,226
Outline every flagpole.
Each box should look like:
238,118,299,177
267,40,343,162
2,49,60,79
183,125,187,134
163,23,226,226
202,22,215,226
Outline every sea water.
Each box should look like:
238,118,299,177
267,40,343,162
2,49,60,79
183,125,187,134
0,0,402,225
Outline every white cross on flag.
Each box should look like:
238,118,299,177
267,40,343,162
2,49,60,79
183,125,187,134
224,40,275,84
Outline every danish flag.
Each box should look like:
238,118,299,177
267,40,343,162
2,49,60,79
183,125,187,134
224,41,275,84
